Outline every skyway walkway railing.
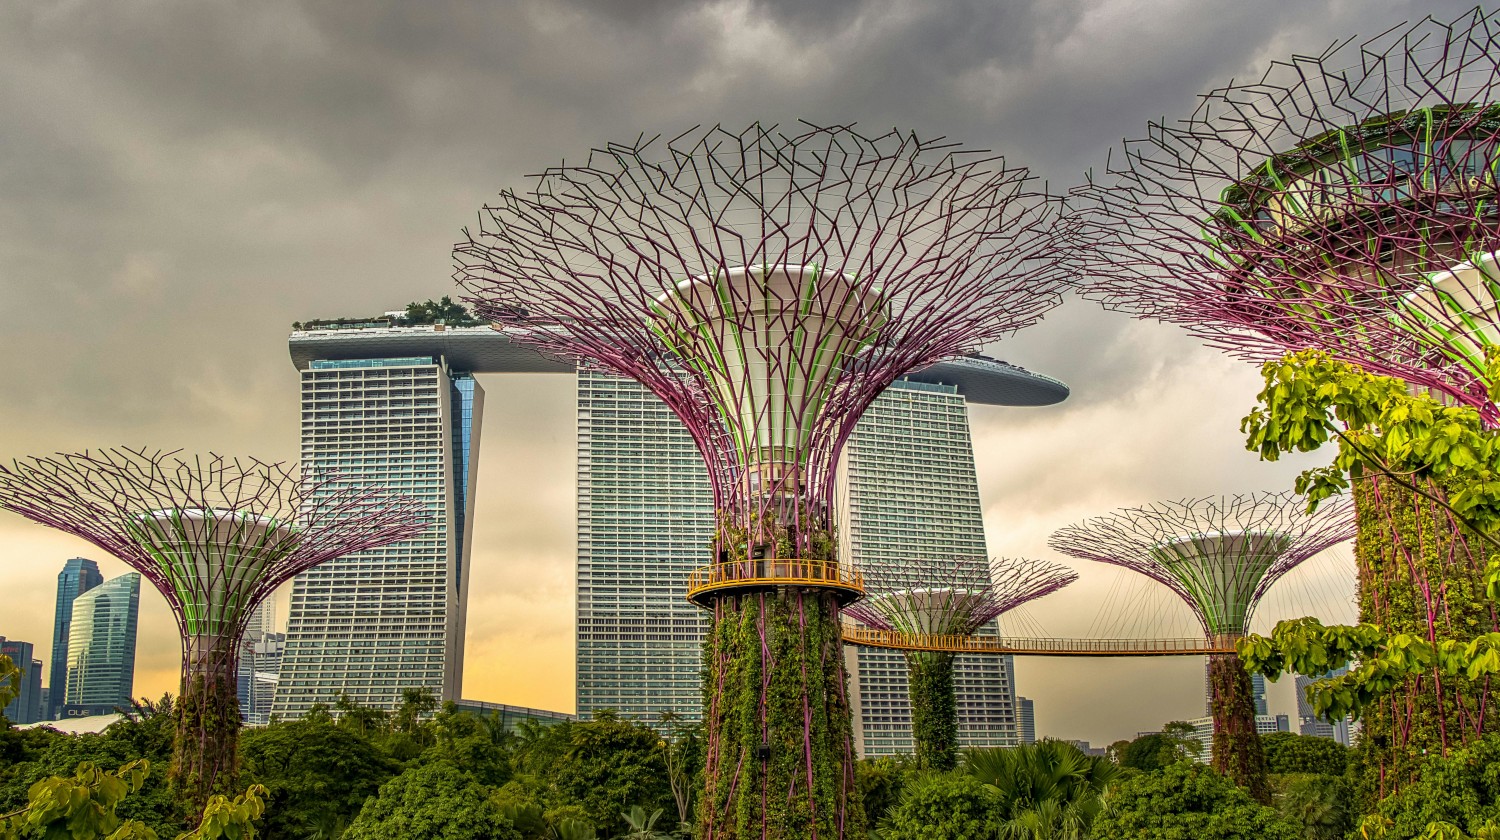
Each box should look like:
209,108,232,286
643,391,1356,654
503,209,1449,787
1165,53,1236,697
841,625,1238,657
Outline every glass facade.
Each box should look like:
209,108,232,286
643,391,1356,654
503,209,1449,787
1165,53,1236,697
0,638,43,724
63,574,140,717
576,369,712,722
576,373,1020,751
840,381,1018,755
1017,696,1036,744
273,357,483,717
49,557,103,720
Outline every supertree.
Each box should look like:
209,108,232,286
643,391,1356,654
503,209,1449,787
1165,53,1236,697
454,123,1068,840
1067,9,1500,783
1049,492,1354,803
0,447,426,813
843,556,1076,770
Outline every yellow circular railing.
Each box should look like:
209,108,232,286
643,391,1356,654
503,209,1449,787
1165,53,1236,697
685,559,864,608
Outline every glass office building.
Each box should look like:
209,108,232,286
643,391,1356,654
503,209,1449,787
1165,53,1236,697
273,355,483,716
577,374,1021,752
49,557,103,719
63,573,140,717
0,638,44,724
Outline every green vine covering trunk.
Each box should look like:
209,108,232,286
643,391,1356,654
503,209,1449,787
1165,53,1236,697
905,652,958,771
699,590,865,840
173,633,243,818
1207,651,1271,805
1352,476,1498,800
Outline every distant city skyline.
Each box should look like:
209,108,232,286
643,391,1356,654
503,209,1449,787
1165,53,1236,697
49,558,103,720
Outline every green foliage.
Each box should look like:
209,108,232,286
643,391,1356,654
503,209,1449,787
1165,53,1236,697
906,652,958,771
1242,349,1500,534
401,296,486,327
1239,604,1500,727
508,712,673,838
0,760,264,840
1090,762,1303,840
238,715,399,838
1120,722,1201,772
962,739,1121,839
879,772,999,840
613,806,673,840
1362,735,1500,839
1261,733,1349,776
1271,773,1355,840
0,760,154,839
343,761,519,840
856,756,914,826
699,590,862,840
0,716,178,834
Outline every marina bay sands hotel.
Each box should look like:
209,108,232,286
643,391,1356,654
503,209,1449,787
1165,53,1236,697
272,322,1068,753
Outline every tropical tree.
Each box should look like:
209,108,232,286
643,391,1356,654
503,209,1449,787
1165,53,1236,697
963,740,1121,839
343,760,518,840
879,772,999,840
238,715,399,838
1090,762,1301,840
1261,733,1348,777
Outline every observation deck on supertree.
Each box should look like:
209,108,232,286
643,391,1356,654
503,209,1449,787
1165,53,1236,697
1049,492,1354,803
0,447,426,811
454,123,1069,840
1070,9,1500,418
842,556,1076,770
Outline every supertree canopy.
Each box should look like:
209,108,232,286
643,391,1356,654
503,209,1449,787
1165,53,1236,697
1049,492,1354,803
1072,9,1500,416
455,123,1068,840
845,556,1076,770
1067,9,1500,790
0,447,426,811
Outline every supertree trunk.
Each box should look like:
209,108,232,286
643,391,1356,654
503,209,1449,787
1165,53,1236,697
699,590,864,840
1207,651,1271,804
1351,477,1498,799
173,632,244,814
905,651,958,771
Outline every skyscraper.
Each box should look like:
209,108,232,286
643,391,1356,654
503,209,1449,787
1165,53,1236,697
1296,669,1353,746
273,353,483,716
49,557,102,719
577,362,1063,740
840,380,1019,755
0,638,44,724
63,573,140,717
239,599,283,726
1017,696,1036,745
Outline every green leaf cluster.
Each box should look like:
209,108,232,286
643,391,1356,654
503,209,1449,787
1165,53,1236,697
1242,349,1500,533
1089,761,1303,840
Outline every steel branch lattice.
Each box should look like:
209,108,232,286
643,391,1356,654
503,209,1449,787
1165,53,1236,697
455,123,1068,560
1048,492,1355,639
844,555,1076,636
1070,9,1500,419
0,446,428,643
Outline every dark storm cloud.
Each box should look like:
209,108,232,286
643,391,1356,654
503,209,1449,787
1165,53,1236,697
0,0,1485,740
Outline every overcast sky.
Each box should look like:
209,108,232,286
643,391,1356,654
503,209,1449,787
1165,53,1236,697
0,0,1474,744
